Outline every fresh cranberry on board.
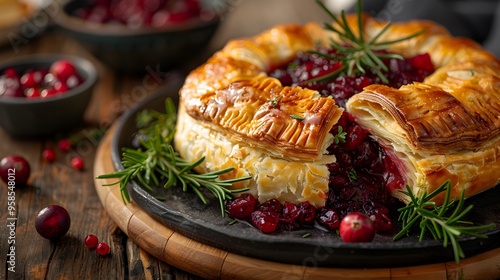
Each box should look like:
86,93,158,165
35,205,71,241
339,212,376,243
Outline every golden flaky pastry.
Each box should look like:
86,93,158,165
174,14,500,207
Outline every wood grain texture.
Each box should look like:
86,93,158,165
93,125,500,280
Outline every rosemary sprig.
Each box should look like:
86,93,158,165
311,0,425,84
96,98,251,216
394,180,496,263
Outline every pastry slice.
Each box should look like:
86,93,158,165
346,60,500,205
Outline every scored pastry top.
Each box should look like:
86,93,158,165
179,23,343,161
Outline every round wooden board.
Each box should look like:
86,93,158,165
93,124,500,280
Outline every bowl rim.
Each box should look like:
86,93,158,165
53,0,223,37
0,54,98,105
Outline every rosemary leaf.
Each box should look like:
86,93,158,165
394,180,496,263
310,0,425,85
95,98,251,217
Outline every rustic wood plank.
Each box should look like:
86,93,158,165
445,248,500,280
221,253,305,280
127,210,175,260
93,126,141,236
165,232,228,279
304,267,390,280
390,263,447,280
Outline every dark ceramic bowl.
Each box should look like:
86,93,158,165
52,0,224,73
0,54,97,137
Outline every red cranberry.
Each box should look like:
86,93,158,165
225,194,257,220
250,210,279,233
316,208,340,230
40,88,59,98
4,68,18,78
58,138,72,152
25,87,41,98
0,155,31,185
329,174,349,190
352,141,378,168
0,77,24,98
344,124,367,150
335,150,352,168
408,53,434,72
43,73,57,87
297,201,316,225
258,198,283,214
20,71,38,88
84,234,99,249
151,10,170,27
96,242,110,255
281,202,299,223
74,0,202,27
35,205,71,240
50,59,78,83
339,212,375,242
53,81,69,93
354,76,373,91
71,157,84,171
366,204,393,232
19,64,79,99
85,6,111,23
42,148,56,163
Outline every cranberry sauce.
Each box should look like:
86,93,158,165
269,48,434,107
225,47,435,234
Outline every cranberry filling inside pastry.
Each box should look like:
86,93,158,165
263,48,435,231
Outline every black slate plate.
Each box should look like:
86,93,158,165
110,81,500,268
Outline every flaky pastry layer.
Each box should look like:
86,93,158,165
175,104,333,207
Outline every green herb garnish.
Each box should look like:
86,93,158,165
96,98,251,217
270,97,280,108
394,180,496,263
290,114,305,120
333,126,347,144
310,0,425,84
348,169,358,181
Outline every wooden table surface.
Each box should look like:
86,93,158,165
0,1,333,279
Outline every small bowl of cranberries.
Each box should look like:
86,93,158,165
0,54,97,137
52,0,225,73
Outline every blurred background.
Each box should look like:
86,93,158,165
1,0,498,73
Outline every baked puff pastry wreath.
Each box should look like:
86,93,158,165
174,6,500,210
